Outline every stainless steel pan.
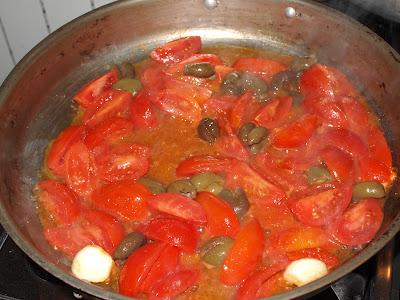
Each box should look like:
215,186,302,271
0,0,400,299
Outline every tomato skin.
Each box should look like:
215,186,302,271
271,114,318,148
232,58,287,82
324,128,368,157
304,97,348,128
150,36,202,64
148,269,200,300
166,53,223,75
338,96,371,135
140,218,199,253
47,125,84,176
358,156,393,183
119,242,167,297
253,200,297,232
202,95,236,116
92,180,151,221
254,96,292,129
329,198,383,246
319,145,355,183
130,91,158,129
141,66,168,92
165,77,212,105
197,192,240,238
74,68,118,108
229,92,252,129
286,248,339,270
176,156,231,177
64,141,98,199
215,133,249,162
290,186,352,227
220,219,265,285
367,127,392,168
148,193,207,225
37,180,81,225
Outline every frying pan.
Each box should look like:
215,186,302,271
0,0,399,299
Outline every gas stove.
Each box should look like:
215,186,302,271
0,1,399,299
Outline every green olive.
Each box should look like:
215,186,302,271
249,142,265,154
114,232,146,260
238,122,256,144
219,188,249,218
239,72,269,102
221,71,242,95
290,54,317,72
190,172,224,193
247,127,268,146
137,177,165,195
352,181,386,199
119,62,136,78
198,118,220,143
204,182,224,195
200,236,234,267
167,179,197,199
306,165,332,185
184,62,215,78
113,78,142,95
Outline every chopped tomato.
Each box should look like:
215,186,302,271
229,92,252,129
286,248,339,270
141,66,168,92
339,96,371,136
92,180,151,221
84,117,134,150
166,53,223,74
202,95,236,116
290,186,352,227
140,218,198,253
253,200,297,231
304,97,348,128
150,36,202,64
367,127,392,168
220,219,265,285
74,68,118,108
271,114,318,148
176,156,231,177
215,133,249,162
319,145,355,183
257,272,292,298
141,244,180,293
148,193,207,224
148,269,200,300
37,180,81,225
254,96,292,129
358,156,393,183
94,143,150,182
329,198,383,245
236,264,287,300
232,58,287,82
130,91,158,129
165,77,212,105
197,192,240,238
64,141,98,199
47,125,84,176
119,242,167,297
324,128,368,157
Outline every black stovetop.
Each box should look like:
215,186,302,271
1,1,400,299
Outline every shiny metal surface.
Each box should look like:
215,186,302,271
348,0,400,22
0,0,399,299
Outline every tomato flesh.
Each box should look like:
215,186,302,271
150,36,202,64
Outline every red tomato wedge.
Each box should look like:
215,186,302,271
130,91,158,129
148,193,207,224
220,219,265,285
329,198,383,245
92,180,151,221
150,36,202,65
140,218,198,253
232,58,287,82
319,145,355,183
47,125,84,176
253,200,297,232
215,133,249,162
37,180,81,225
367,127,392,168
141,245,180,293
236,264,287,300
324,128,368,157
84,117,134,150
197,192,240,238
94,142,150,182
64,141,97,198
119,242,167,297
202,95,236,116
166,53,223,74
358,156,393,183
176,156,231,177
165,78,212,105
304,97,348,128
286,248,339,270
339,96,371,135
290,186,352,227
229,92,252,129
271,114,318,148
74,68,118,108
148,269,200,300
254,96,292,129
141,66,168,92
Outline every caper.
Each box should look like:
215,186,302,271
270,70,298,94
221,71,242,95
290,54,317,72
204,182,224,195
306,165,332,185
137,177,165,194
198,118,220,143
240,72,269,102
184,62,215,78
190,172,224,193
238,122,256,144
289,91,304,106
167,179,197,199
114,232,146,260
200,236,234,267
219,188,249,218
113,78,142,95
247,127,268,146
352,181,386,199
249,142,265,154
119,62,136,78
